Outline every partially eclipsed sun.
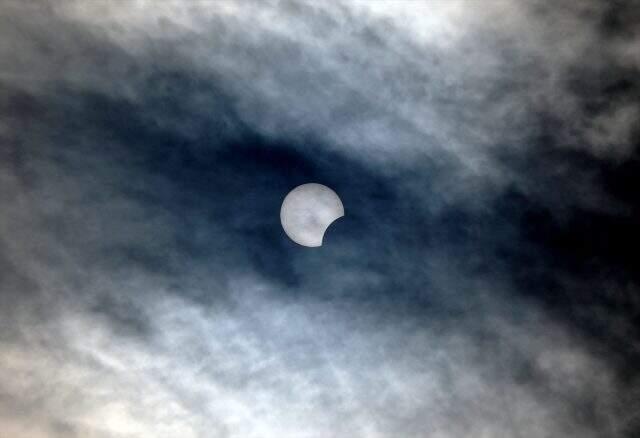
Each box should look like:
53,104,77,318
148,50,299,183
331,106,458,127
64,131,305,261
280,183,345,247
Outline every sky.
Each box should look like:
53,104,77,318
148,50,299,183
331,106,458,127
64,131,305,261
0,1,639,437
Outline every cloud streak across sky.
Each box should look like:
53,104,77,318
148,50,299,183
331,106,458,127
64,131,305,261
1,1,639,437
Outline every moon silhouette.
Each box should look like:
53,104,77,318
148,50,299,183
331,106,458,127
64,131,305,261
280,183,345,247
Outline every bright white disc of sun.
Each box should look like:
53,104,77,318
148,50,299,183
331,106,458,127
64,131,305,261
280,183,345,247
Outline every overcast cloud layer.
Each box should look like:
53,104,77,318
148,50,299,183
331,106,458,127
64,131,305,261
1,1,639,437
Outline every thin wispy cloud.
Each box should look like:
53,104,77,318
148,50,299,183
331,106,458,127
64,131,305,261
0,1,639,437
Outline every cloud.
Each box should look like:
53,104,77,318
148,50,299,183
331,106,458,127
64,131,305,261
0,276,626,437
0,0,639,437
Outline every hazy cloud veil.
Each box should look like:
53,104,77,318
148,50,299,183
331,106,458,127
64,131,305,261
1,1,639,437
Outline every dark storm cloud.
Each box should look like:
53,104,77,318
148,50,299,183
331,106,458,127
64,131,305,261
0,1,639,437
